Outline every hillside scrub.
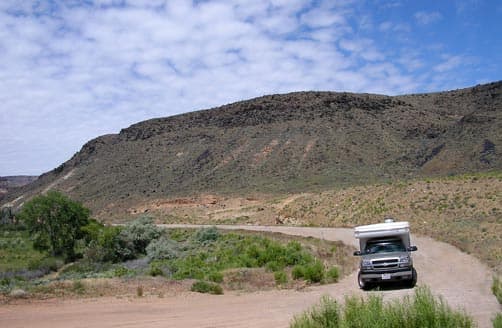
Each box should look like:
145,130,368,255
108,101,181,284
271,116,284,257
151,229,345,288
0,221,353,298
278,172,502,274
290,286,474,328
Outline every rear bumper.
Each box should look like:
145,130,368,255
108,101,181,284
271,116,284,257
360,268,413,282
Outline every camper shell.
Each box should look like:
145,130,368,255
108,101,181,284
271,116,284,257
353,220,417,290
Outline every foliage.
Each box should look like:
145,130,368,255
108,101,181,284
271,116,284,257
326,266,340,283
193,226,220,244
303,261,325,283
80,219,104,243
207,271,224,283
292,265,305,280
28,257,63,273
190,280,223,295
18,191,90,260
0,230,47,272
291,295,340,328
149,262,165,277
113,266,133,277
84,226,134,263
118,216,161,255
493,313,502,328
164,232,318,283
291,286,474,328
493,276,502,304
146,237,179,260
71,280,86,294
292,261,326,283
274,270,288,285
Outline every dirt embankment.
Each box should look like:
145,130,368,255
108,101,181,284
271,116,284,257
1,225,500,328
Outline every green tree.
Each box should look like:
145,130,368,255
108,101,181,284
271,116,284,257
19,191,90,260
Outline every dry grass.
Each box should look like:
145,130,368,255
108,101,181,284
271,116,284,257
150,173,501,274
278,173,502,274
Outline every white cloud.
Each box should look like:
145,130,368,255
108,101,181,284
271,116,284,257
414,11,442,25
0,0,486,175
434,55,464,72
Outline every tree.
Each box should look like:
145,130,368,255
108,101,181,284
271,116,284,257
19,191,90,260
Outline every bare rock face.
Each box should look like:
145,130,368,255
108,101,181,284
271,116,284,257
2,82,501,217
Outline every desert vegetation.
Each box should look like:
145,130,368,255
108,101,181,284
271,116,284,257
278,172,502,274
290,286,474,328
0,195,354,300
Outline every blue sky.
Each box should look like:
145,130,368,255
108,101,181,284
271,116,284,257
0,0,500,176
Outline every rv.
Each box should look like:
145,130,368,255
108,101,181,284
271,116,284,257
353,219,418,290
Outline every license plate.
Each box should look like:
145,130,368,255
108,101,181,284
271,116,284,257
381,273,391,280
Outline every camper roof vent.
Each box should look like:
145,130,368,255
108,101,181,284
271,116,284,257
384,217,394,223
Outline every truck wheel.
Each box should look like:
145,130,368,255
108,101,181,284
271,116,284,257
407,268,417,288
358,271,371,290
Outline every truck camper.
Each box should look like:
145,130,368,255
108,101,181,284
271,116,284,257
353,218,418,290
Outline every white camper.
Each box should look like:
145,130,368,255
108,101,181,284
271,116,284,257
353,219,417,290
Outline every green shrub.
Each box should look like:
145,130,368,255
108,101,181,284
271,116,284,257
113,266,133,277
207,271,224,283
19,191,90,261
80,219,104,243
493,313,502,328
28,257,63,272
59,260,113,279
493,276,502,304
303,261,325,283
149,262,165,277
71,280,86,294
193,227,220,244
326,266,339,283
191,280,223,295
119,216,161,254
291,295,340,328
290,286,474,328
146,237,179,260
292,265,305,280
265,260,284,272
274,271,288,285
84,226,134,263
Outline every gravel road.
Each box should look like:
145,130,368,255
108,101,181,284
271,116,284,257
1,225,500,327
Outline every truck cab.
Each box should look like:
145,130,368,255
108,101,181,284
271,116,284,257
353,219,417,290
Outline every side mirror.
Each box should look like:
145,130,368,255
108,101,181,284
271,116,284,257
407,246,418,252
353,251,362,256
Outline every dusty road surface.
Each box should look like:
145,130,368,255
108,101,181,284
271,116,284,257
1,225,500,328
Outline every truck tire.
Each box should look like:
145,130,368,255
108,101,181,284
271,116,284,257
358,271,371,290
407,267,417,288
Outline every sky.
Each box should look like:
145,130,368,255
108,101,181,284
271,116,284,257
0,0,501,176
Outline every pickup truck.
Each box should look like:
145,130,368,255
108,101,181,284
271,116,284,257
353,219,418,290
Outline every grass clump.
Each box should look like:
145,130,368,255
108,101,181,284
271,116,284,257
493,276,502,304
326,266,339,283
291,286,474,328
191,280,223,295
71,280,86,295
292,261,325,283
274,271,288,286
493,313,502,328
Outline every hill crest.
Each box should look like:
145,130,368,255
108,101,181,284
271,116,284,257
2,81,501,218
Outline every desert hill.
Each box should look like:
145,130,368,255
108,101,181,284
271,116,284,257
2,81,501,218
0,176,37,202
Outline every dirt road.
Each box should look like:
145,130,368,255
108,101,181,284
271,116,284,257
1,225,500,327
